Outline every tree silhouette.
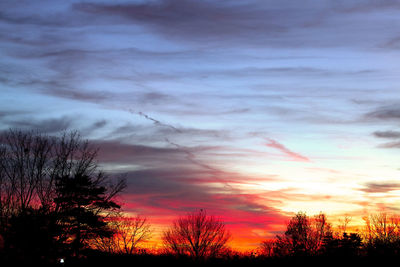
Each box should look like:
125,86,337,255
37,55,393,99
4,207,62,264
273,212,331,257
0,130,111,222
321,232,362,258
0,129,125,262
162,209,231,260
93,215,152,254
363,212,400,256
54,173,123,257
260,239,275,257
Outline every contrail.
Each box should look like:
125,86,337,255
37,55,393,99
165,138,219,173
130,109,182,133
130,108,235,191
165,138,234,191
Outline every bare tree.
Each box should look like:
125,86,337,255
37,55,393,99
0,129,125,214
93,215,152,254
0,130,101,215
0,129,125,259
311,212,332,252
0,130,53,215
162,209,231,260
338,214,352,235
272,212,331,257
364,212,400,243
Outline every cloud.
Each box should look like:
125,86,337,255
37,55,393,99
70,0,331,48
42,88,113,103
334,0,400,13
378,141,400,149
265,138,310,162
73,1,288,41
118,167,286,231
93,136,252,192
93,139,183,165
373,130,400,139
92,119,107,129
196,67,378,80
360,182,400,193
4,116,73,134
367,107,400,148
71,0,400,50
365,105,400,121
91,135,285,231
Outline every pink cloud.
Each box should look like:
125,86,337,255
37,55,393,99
265,138,310,162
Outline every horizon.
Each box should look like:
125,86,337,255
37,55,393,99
1,0,400,251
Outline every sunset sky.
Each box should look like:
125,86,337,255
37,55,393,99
1,0,400,250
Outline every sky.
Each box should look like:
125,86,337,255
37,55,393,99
1,0,400,250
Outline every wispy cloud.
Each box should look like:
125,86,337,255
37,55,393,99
2,116,73,134
265,138,310,162
365,105,400,121
72,0,400,50
378,142,400,149
373,130,400,139
360,182,400,193
119,167,286,234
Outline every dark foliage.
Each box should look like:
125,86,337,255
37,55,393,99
2,207,62,265
54,173,121,257
0,129,125,264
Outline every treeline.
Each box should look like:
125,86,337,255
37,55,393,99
1,129,400,266
260,211,400,258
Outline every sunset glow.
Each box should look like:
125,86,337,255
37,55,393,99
1,0,400,251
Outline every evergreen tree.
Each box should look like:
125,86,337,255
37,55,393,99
54,173,122,257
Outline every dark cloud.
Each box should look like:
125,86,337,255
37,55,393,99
71,0,337,47
6,116,73,134
0,2,115,28
93,138,233,177
71,0,400,49
93,140,183,165
360,182,400,193
367,107,400,149
43,88,113,103
373,130,400,139
333,0,400,13
197,67,378,80
121,168,203,196
0,0,398,55
163,138,234,191
80,119,108,137
0,110,26,119
74,1,288,41
365,105,400,121
92,119,107,129
118,167,285,229
106,119,231,146
364,104,400,149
